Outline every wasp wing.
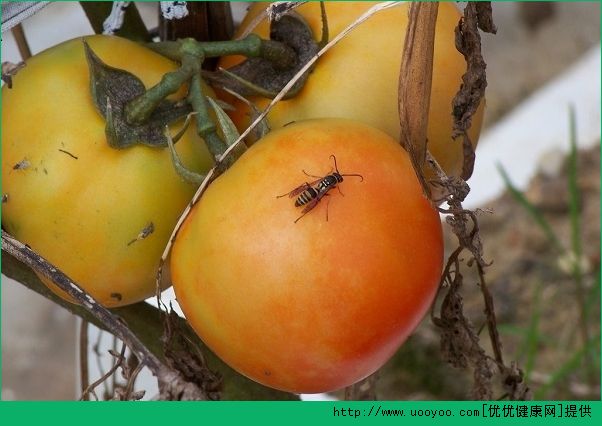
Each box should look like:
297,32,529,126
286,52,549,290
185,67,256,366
276,178,322,198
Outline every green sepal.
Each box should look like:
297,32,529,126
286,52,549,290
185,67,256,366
165,125,205,186
223,87,270,140
204,12,319,99
207,97,240,146
84,40,191,149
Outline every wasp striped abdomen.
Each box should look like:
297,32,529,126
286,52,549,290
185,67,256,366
295,187,319,207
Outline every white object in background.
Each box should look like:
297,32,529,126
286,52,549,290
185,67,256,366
160,2,189,20
102,2,131,35
465,44,601,209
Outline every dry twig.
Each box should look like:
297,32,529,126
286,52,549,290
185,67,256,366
79,320,90,400
80,343,127,400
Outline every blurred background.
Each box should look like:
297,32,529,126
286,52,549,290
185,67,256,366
1,1,600,400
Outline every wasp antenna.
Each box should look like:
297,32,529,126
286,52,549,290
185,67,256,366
330,154,339,173
342,173,364,182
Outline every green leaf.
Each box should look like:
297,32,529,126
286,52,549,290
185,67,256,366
84,40,191,149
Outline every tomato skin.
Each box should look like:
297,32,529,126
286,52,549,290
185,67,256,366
1,35,213,307
221,2,484,180
171,118,443,393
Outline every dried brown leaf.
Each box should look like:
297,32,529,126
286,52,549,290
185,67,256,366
398,2,439,198
452,2,497,181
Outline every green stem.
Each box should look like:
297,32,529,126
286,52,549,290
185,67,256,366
79,2,151,42
186,68,228,160
202,34,263,57
125,57,198,125
128,33,297,127
149,35,297,69
146,41,182,61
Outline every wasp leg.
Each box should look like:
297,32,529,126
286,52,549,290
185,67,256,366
325,195,331,222
336,185,345,197
294,197,320,223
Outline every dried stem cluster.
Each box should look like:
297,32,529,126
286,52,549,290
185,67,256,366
398,2,529,400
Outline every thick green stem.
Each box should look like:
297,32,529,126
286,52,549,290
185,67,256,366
146,41,182,61
186,65,228,160
125,58,198,125
202,35,263,57
149,35,297,69
80,2,151,42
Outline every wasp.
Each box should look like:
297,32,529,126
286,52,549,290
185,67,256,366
277,155,364,223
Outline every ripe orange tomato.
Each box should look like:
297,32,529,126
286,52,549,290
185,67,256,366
220,2,484,180
171,118,443,393
1,35,213,307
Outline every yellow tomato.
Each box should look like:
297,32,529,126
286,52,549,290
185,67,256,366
2,35,213,307
221,2,484,179
171,118,443,393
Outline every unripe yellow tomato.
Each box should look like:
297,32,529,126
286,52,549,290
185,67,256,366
171,118,443,393
2,35,213,307
221,2,484,179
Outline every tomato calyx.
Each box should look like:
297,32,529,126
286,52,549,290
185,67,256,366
203,12,322,100
84,40,192,149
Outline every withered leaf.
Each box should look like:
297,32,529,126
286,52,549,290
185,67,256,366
84,40,191,149
398,2,439,198
452,2,497,180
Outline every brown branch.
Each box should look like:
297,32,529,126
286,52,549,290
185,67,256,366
123,359,145,400
11,24,31,60
79,320,90,400
477,263,503,366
